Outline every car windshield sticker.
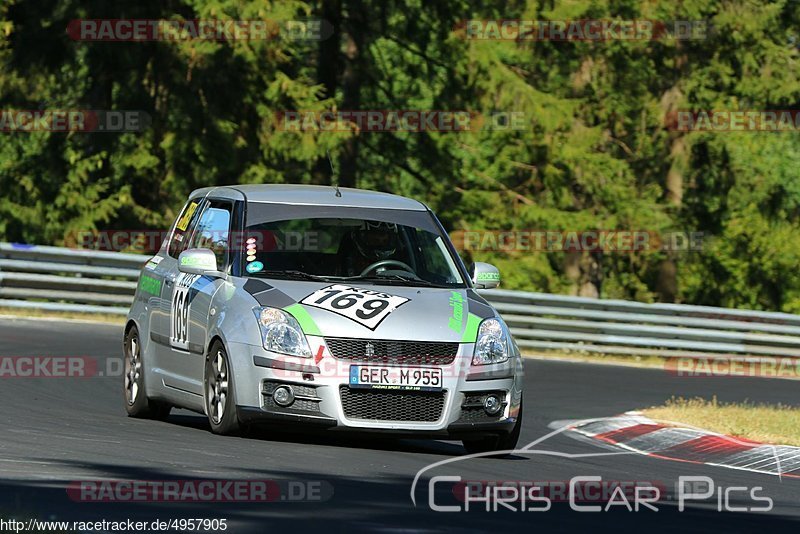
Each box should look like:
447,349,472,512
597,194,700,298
144,255,164,271
246,237,257,262
246,261,264,274
300,284,410,330
176,201,199,231
170,273,200,350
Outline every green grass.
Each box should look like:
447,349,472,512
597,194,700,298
643,396,800,447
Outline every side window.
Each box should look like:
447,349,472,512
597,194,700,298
168,199,204,259
189,200,233,271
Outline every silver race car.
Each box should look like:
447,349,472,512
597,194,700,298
124,185,523,453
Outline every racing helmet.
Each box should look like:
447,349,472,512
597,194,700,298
351,221,399,261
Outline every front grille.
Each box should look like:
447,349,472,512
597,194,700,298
339,386,446,422
263,396,320,412
325,337,458,366
458,406,503,423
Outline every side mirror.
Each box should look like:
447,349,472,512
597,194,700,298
471,261,501,289
178,249,227,279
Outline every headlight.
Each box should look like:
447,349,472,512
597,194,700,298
253,307,312,358
472,318,509,365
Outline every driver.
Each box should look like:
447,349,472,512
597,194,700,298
342,221,402,276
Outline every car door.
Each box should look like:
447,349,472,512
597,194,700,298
151,196,207,400
163,198,235,401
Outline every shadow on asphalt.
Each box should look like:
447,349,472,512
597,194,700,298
167,412,469,457
0,459,798,533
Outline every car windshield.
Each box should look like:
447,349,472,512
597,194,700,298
242,204,465,287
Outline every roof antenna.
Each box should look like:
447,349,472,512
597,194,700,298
328,150,342,197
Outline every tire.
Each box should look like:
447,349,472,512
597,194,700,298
204,341,241,435
124,325,171,420
462,397,523,457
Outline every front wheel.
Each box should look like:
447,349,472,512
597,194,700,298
204,341,241,435
462,397,523,457
123,325,171,420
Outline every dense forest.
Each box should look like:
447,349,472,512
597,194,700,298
1,0,799,311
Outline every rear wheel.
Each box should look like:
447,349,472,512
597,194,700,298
124,325,171,420
205,341,241,435
462,397,523,457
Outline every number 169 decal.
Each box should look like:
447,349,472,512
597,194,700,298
171,273,200,349
300,284,410,330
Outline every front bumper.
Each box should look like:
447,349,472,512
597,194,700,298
227,338,523,439
236,406,517,438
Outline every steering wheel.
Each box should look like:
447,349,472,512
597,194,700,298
359,259,415,277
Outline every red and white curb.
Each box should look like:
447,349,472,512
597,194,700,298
559,412,800,479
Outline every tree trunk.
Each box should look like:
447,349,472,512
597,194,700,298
312,0,342,185
666,136,685,205
338,0,365,188
658,76,687,303
658,135,686,302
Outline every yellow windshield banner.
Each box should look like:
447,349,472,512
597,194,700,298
176,202,199,231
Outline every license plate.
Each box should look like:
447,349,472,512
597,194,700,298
349,365,443,391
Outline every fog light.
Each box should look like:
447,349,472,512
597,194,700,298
484,395,502,416
273,385,295,407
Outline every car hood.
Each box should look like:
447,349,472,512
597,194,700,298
240,278,495,342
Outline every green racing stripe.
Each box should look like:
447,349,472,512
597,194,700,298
461,313,482,343
283,303,322,336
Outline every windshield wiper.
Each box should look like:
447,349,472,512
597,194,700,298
345,273,443,287
258,270,333,282
256,270,451,288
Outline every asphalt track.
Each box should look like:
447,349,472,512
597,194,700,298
0,317,799,533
